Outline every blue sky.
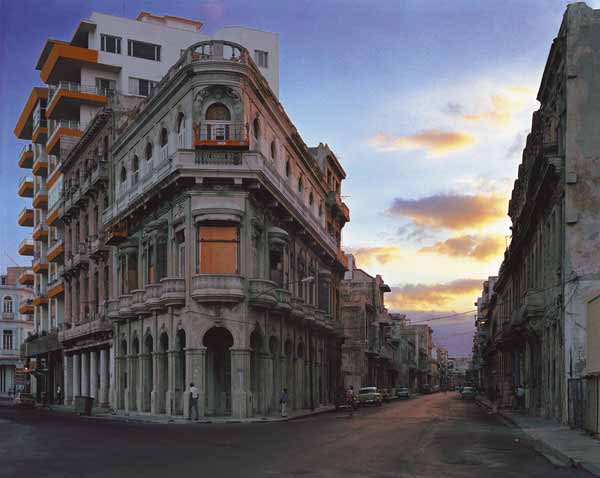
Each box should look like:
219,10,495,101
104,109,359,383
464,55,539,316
0,0,590,353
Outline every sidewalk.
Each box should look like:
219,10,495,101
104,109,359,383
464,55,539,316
476,395,600,477
43,403,336,425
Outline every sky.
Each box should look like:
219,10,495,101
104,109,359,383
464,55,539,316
0,0,593,355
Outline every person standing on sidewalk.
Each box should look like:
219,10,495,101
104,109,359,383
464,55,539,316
189,383,199,421
279,388,289,417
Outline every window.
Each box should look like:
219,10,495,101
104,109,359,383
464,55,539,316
3,297,13,314
128,39,161,61
270,141,277,160
205,103,232,141
318,202,323,217
298,177,303,193
254,50,268,68
206,103,231,121
95,77,116,95
120,166,127,184
197,225,239,274
285,159,290,178
3,330,13,350
253,118,260,141
132,156,139,185
177,113,185,148
309,192,314,206
160,128,168,160
101,34,121,54
128,77,157,97
145,142,153,161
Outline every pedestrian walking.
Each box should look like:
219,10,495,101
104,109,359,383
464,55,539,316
279,388,289,417
56,385,62,404
188,382,199,421
516,384,525,411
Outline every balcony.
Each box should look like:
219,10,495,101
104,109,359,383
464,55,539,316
291,297,304,319
22,331,60,357
73,242,89,268
19,145,34,169
38,42,98,83
47,279,64,298
46,199,62,227
18,238,35,256
32,188,48,208
191,274,244,304
194,123,249,149
274,288,292,312
32,292,48,306
144,283,164,311
47,238,64,262
14,87,48,141
32,153,49,176
46,120,84,156
18,207,34,227
248,279,278,308
58,317,111,343
47,82,108,118
160,277,186,307
32,223,48,240
131,289,148,315
118,294,134,318
19,300,34,315
91,161,108,186
89,233,107,259
107,299,120,320
32,119,48,145
18,176,34,198
326,191,350,223
32,254,48,273
18,269,34,286
46,161,62,191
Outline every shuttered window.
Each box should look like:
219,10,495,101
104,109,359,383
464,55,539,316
197,225,239,274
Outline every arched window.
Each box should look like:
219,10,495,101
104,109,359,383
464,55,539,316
3,296,13,314
132,156,139,185
309,191,314,206
253,117,260,142
285,159,290,178
177,113,185,148
270,141,276,160
160,128,168,161
297,176,303,193
318,202,323,218
120,166,127,184
205,103,232,141
145,142,153,161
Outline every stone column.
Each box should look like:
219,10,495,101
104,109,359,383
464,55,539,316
79,270,86,321
124,355,131,412
151,352,160,415
184,347,206,419
166,350,177,416
99,348,109,407
231,348,251,419
261,353,273,415
64,354,73,405
73,353,81,400
64,279,71,325
90,350,98,402
137,353,145,413
81,351,90,396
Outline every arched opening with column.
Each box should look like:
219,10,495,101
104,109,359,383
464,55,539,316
296,341,305,409
284,339,294,410
131,336,140,411
158,332,169,414
269,336,280,413
144,334,153,412
119,338,127,410
203,327,233,416
175,329,186,415
250,328,263,416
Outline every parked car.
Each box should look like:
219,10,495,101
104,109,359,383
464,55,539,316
380,389,393,401
460,386,476,400
14,392,35,409
358,387,382,406
397,387,410,399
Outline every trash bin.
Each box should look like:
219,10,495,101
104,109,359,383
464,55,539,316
74,396,94,416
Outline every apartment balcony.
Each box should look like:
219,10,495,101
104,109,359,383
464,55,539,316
32,254,48,274
47,82,108,118
32,151,49,176
22,331,60,357
131,289,148,316
32,119,48,145
144,283,164,311
89,233,107,259
248,279,278,308
19,145,34,169
32,188,48,209
302,303,317,322
46,120,84,156
18,207,34,227
191,274,244,304
46,160,62,191
193,123,249,150
91,161,108,187
19,300,34,315
47,278,64,298
291,297,304,319
18,238,35,256
160,277,186,307
14,87,48,141
38,41,99,83
118,294,134,318
326,191,350,223
32,291,48,306
18,269,34,286
46,199,62,227
18,176,34,198
73,242,89,268
275,288,292,313
59,316,111,343
107,299,120,321
32,223,48,240
47,238,64,262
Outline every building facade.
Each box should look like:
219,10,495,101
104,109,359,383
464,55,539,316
0,268,34,396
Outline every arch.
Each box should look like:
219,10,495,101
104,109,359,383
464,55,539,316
132,155,139,173
203,327,234,416
205,103,231,121
132,336,140,355
250,328,264,415
269,336,279,356
253,117,260,140
270,141,277,160
285,159,290,178
318,202,323,217
175,329,187,415
144,333,154,354
284,338,293,357
176,112,186,148
160,127,169,147
145,142,153,161
159,332,169,352
309,191,314,206
297,176,303,193
121,338,128,355
3,296,13,314
120,166,127,184
143,333,154,412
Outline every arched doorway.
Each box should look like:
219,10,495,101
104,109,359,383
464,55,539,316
250,329,263,415
158,332,169,414
284,339,294,410
296,342,305,409
175,329,186,415
144,334,153,412
203,327,233,416
269,336,279,413
131,337,140,411
119,339,127,410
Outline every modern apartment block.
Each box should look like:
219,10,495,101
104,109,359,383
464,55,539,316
14,11,280,406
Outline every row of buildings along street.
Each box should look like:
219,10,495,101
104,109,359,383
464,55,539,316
470,2,600,439
6,10,464,418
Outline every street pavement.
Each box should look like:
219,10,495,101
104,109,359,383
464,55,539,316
0,392,593,478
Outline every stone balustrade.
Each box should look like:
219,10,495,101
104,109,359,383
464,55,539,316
107,299,120,320
118,294,134,318
191,274,244,304
160,277,186,307
248,279,278,308
275,288,292,312
131,289,148,315
144,283,164,311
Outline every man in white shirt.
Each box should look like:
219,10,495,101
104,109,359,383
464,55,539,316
189,382,199,420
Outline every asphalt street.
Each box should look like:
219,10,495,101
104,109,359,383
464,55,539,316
0,392,592,478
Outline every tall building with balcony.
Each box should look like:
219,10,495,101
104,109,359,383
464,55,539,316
0,268,34,396
13,11,279,405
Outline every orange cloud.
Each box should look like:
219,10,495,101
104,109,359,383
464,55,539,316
348,246,402,267
368,129,475,155
387,279,482,311
462,86,535,127
388,193,506,230
419,234,505,261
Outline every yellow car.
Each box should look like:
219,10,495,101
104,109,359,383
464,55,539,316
358,387,383,406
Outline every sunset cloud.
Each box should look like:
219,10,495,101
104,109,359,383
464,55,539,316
387,278,482,311
368,129,475,155
348,246,402,267
419,234,505,261
462,86,536,128
387,193,506,231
